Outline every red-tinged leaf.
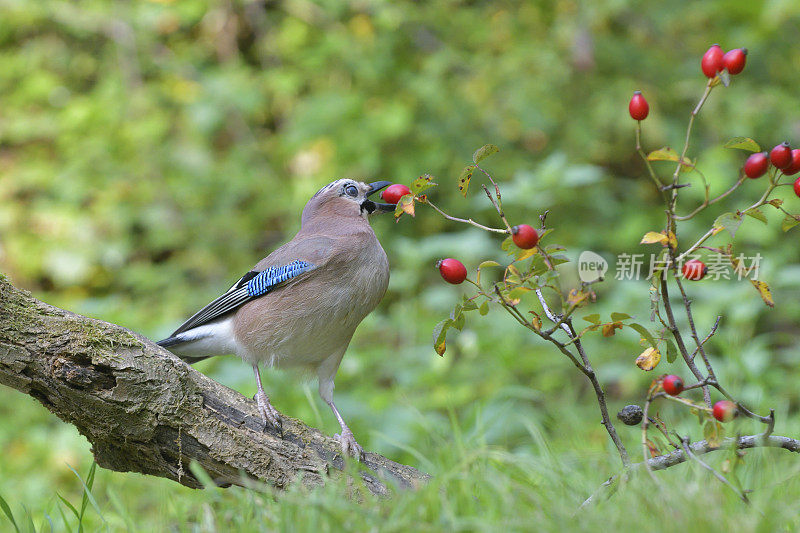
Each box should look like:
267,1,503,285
602,322,623,337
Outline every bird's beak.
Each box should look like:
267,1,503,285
364,180,395,214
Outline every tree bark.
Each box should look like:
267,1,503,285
0,274,429,496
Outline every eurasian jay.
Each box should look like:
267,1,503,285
157,179,395,458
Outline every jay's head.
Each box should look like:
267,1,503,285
302,179,394,225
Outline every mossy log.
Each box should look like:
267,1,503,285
0,275,429,496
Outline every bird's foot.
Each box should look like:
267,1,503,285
254,391,282,433
334,428,365,461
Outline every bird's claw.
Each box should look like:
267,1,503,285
254,391,282,433
334,428,365,461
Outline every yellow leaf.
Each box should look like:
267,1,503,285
667,231,678,249
602,322,623,337
517,247,539,261
750,279,774,308
530,313,542,330
567,288,589,307
435,339,446,356
640,231,668,245
635,347,661,371
397,194,415,217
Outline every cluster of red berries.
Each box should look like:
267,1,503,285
701,44,747,78
628,45,747,122
744,143,800,197
662,374,738,422
437,225,539,284
380,183,542,285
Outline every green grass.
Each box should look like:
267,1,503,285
1,381,799,532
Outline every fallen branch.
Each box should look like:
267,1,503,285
581,434,800,508
0,275,428,496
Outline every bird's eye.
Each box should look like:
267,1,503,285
345,185,359,197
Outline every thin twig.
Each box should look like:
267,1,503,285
680,436,749,503
660,276,711,405
673,272,716,379
533,289,630,467
425,200,508,233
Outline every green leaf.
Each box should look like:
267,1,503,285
461,295,479,311
782,214,800,232
744,208,767,224
628,322,658,349
724,137,760,152
478,260,501,269
479,301,489,315
582,313,601,325
473,144,499,164
432,319,452,356
410,174,437,195
457,166,474,197
713,212,743,238
0,493,19,533
508,287,532,301
610,312,631,322
452,311,466,331
665,338,678,363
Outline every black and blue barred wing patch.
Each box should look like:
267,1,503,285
169,260,314,335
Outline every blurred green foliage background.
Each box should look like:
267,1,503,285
2,0,800,530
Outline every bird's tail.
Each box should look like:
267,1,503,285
157,335,213,363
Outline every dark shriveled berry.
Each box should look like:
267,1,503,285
617,405,644,426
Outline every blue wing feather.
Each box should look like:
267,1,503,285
166,260,314,336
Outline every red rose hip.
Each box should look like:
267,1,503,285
743,152,769,179
511,224,539,249
437,258,467,285
662,375,684,396
722,48,747,75
782,149,800,176
682,259,707,281
381,184,412,204
628,91,649,121
712,400,738,423
701,44,725,78
770,142,793,169
794,176,800,198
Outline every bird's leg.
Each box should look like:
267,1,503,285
252,364,281,432
326,399,364,460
